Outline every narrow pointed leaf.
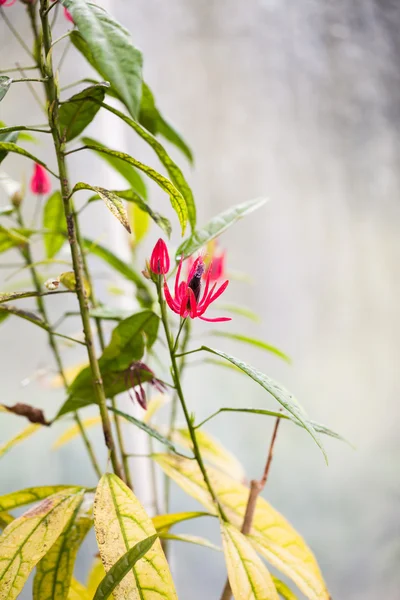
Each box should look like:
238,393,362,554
93,474,178,599
211,331,290,363
82,141,188,234
0,486,78,512
0,424,41,459
0,513,14,531
59,84,108,141
0,127,18,163
0,143,58,177
33,492,93,600
82,238,152,306
159,532,220,552
62,3,142,118
272,577,298,600
101,101,196,230
157,115,194,164
53,417,102,449
155,454,329,600
177,197,267,259
72,183,131,232
0,77,12,103
200,346,326,460
68,579,91,600
93,535,158,600
129,202,150,245
0,225,31,253
43,191,66,258
221,522,279,600
0,489,84,600
152,511,211,532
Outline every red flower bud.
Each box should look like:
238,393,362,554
64,7,73,22
0,0,17,6
30,163,51,195
150,238,170,275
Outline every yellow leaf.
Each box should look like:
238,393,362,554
171,427,245,481
33,492,93,600
0,486,77,512
152,511,211,532
272,577,298,600
128,202,150,245
68,578,91,600
0,489,84,600
59,271,91,297
53,417,102,449
0,424,41,459
0,513,13,531
143,393,169,424
221,522,279,600
87,558,114,599
159,532,221,552
50,362,88,388
93,473,178,600
154,454,329,600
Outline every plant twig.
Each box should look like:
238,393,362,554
219,417,282,600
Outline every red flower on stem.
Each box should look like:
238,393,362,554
30,163,51,195
150,238,170,275
124,361,166,410
0,0,16,6
164,255,231,323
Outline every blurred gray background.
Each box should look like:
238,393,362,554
1,1,399,599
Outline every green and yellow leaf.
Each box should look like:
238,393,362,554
221,522,279,600
68,579,91,600
159,532,220,552
71,183,131,233
152,511,211,532
0,486,77,512
53,417,102,449
93,473,177,599
272,577,299,600
43,191,67,259
0,424,41,459
0,489,84,600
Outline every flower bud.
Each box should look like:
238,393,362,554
149,238,170,275
45,278,60,291
11,190,23,208
30,163,51,195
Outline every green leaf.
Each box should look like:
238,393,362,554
99,310,159,370
63,3,142,119
82,137,147,197
272,577,299,600
0,304,47,330
0,489,84,600
101,101,196,231
93,535,158,600
0,142,58,177
88,188,171,237
152,511,211,532
177,197,267,259
33,493,93,600
82,141,188,235
0,513,14,532
0,225,31,253
82,238,152,306
59,84,108,141
108,407,191,458
210,331,291,363
158,116,194,164
0,486,78,512
129,203,150,245
0,127,18,163
93,474,177,599
72,183,131,232
0,77,12,102
0,205,15,216
43,191,67,258
199,345,326,461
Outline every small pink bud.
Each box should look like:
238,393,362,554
30,164,51,195
149,238,170,275
64,7,73,22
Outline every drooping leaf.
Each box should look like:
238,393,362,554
93,473,178,599
152,511,211,532
0,489,85,600
158,532,220,552
43,191,67,258
0,225,31,253
155,454,329,600
1,402,49,425
92,535,158,600
143,393,169,424
33,492,93,600
82,141,188,235
171,428,245,481
0,128,19,163
109,407,190,458
101,101,196,231
88,188,171,237
199,346,326,460
221,522,279,600
82,238,152,306
0,77,12,103
0,143,58,177
82,137,147,197
53,416,102,449
272,577,299,600
177,197,267,259
59,83,109,141
0,424,41,459
72,183,131,232
210,331,291,363
63,3,142,118
158,116,194,164
0,486,78,512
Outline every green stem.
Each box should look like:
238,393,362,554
38,0,123,480
15,207,101,478
12,78,48,83
156,279,227,520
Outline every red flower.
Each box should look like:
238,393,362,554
164,255,231,323
30,164,51,195
0,0,16,5
124,361,166,410
64,7,73,22
150,238,170,275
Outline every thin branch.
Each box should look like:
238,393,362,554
51,31,71,48
0,126,52,134
63,145,88,157
11,77,49,83
0,65,39,74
